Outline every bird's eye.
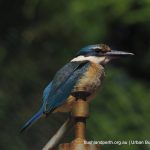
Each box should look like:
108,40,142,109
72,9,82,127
94,48,100,53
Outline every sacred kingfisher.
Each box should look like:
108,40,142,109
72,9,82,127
20,44,133,136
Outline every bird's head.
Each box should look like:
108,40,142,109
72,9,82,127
71,44,134,65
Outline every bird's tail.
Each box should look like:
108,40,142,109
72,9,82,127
42,117,74,150
20,109,43,133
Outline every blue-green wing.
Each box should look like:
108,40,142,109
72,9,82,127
43,61,90,113
42,62,80,101
43,82,52,101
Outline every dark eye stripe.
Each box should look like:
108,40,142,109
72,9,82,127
76,49,106,57
94,48,100,53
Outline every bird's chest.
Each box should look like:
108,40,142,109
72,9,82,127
73,63,104,93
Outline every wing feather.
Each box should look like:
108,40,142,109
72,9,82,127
43,61,90,113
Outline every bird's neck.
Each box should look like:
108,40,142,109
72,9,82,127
71,55,110,65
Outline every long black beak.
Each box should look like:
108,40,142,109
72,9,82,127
105,50,134,58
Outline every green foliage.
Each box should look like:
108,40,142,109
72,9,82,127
88,68,150,150
0,0,150,149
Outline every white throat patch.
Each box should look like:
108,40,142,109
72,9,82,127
71,56,110,64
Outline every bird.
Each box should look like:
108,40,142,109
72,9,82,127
20,44,133,148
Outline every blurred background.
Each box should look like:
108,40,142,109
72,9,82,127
0,0,150,150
